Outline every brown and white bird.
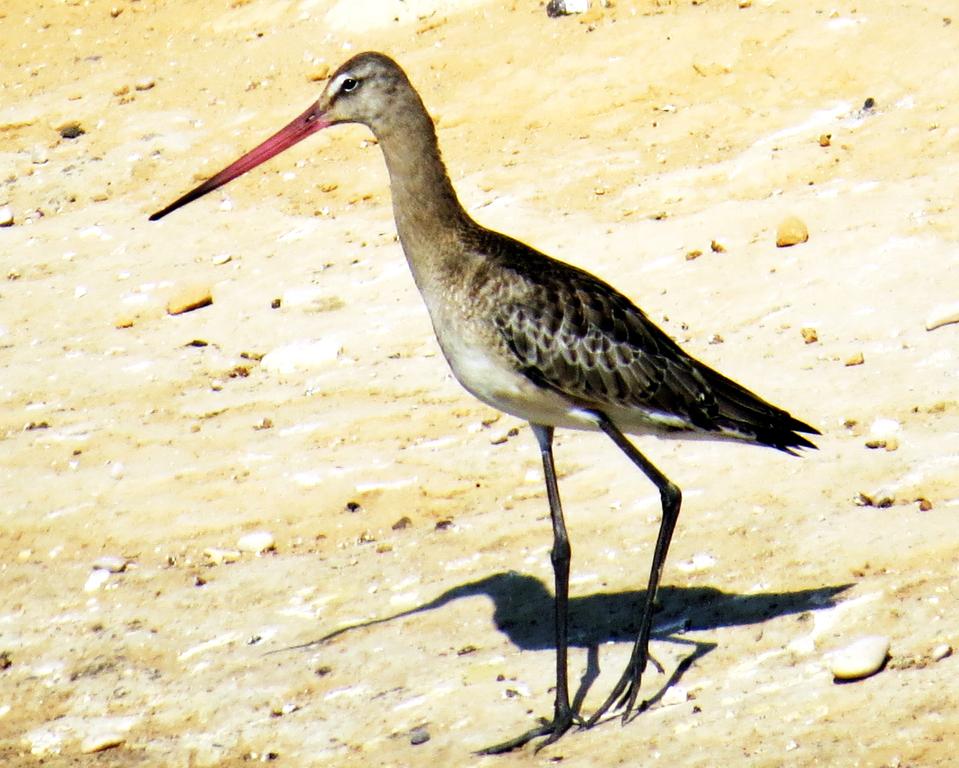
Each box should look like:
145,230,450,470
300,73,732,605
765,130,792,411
151,51,818,753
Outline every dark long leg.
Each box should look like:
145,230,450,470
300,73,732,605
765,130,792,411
477,423,579,754
585,412,682,727
536,423,578,738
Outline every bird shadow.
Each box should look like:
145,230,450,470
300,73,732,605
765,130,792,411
274,571,849,712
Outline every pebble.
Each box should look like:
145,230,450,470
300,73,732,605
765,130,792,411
308,63,332,81
81,733,125,753
409,726,431,745
0,206,13,227
869,417,900,437
134,77,156,91
924,301,959,331
856,490,894,508
212,252,232,265
676,552,716,573
546,0,589,15
58,121,85,139
661,685,690,706
237,531,276,555
92,555,128,573
829,635,890,680
776,216,809,247
261,339,342,374
203,547,241,565
931,643,952,662
801,327,818,344
867,419,899,449
32,146,49,164
83,568,111,593
167,284,213,315
844,351,865,366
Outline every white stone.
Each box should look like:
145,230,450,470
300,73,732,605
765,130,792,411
661,685,689,706
92,555,127,573
0,206,13,227
25,727,62,756
676,552,717,573
81,732,124,753
552,0,589,12
868,418,900,438
261,339,342,374
237,531,276,554
925,301,959,331
83,569,111,592
931,643,952,662
829,635,890,680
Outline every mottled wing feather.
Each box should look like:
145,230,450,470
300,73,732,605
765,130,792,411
492,265,723,430
464,228,817,449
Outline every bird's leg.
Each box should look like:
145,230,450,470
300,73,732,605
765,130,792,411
477,423,581,754
585,413,682,727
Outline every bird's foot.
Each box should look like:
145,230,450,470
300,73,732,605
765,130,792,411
476,709,584,755
584,659,649,728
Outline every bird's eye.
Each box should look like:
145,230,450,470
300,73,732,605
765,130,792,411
341,77,359,93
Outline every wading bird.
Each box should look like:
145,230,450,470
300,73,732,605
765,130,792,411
151,52,818,753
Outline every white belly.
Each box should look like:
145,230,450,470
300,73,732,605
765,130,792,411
436,330,597,429
434,327,704,438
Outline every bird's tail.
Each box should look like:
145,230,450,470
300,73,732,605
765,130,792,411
700,365,820,454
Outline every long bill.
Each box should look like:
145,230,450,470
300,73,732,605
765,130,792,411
149,102,331,221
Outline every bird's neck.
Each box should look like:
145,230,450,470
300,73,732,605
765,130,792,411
374,104,474,289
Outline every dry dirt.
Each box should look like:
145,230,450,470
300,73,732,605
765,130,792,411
2,1,959,766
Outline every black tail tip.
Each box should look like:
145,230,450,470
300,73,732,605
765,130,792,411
777,426,819,455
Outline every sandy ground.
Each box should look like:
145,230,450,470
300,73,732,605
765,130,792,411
2,0,959,765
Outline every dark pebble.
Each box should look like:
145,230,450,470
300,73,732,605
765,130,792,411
410,727,430,745
59,122,85,139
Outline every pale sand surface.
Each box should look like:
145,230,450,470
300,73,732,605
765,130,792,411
2,1,958,765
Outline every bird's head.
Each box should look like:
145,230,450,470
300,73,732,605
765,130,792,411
149,51,411,220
